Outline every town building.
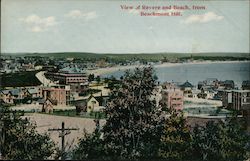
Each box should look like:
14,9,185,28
42,85,71,106
0,87,43,104
198,78,219,90
223,89,250,132
0,88,27,104
222,90,250,110
200,86,216,99
220,80,235,90
160,88,184,110
242,80,250,90
46,65,88,85
179,81,194,97
75,94,108,114
26,87,43,98
38,98,54,113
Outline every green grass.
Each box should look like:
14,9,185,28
42,109,106,119
79,88,102,97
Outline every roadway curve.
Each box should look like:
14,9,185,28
36,71,57,87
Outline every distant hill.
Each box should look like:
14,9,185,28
2,52,250,59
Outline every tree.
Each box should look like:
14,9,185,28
102,66,165,159
88,74,95,82
72,127,104,159
158,109,192,160
96,75,101,84
0,106,56,160
191,116,250,161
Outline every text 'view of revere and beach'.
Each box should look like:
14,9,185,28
120,4,206,16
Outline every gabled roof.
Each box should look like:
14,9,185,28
27,88,38,94
224,80,234,85
37,98,46,104
1,90,10,95
242,80,250,86
10,88,21,96
180,81,194,88
87,95,98,103
206,78,218,82
59,65,86,74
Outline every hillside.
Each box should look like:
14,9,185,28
2,52,250,61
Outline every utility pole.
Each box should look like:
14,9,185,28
48,122,78,160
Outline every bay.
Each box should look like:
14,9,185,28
102,61,250,88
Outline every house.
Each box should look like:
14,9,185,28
26,87,42,99
9,88,26,104
200,86,216,99
191,89,201,99
242,80,250,90
220,80,235,90
179,81,194,97
197,81,204,90
38,98,54,113
87,95,99,112
198,78,219,90
0,87,40,104
0,90,14,104
75,94,108,113
213,89,224,100
70,82,89,94
162,82,178,90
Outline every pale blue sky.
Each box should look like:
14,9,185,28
1,0,249,54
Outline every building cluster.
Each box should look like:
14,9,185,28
0,56,108,74
0,59,111,114
0,56,41,74
0,85,72,112
1,55,250,122
156,79,250,112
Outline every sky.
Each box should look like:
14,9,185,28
1,0,249,54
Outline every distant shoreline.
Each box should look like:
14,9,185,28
87,60,250,76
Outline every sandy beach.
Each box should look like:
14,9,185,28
87,60,249,76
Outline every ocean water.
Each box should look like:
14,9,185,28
102,62,250,87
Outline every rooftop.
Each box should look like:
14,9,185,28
59,65,86,74
179,81,194,88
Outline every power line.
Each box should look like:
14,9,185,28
48,122,79,160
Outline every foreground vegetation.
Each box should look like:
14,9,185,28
0,106,56,160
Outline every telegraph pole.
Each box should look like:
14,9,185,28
48,122,79,160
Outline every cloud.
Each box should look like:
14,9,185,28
20,14,57,32
182,12,224,24
65,10,98,20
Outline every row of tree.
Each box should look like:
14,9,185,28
1,66,249,160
